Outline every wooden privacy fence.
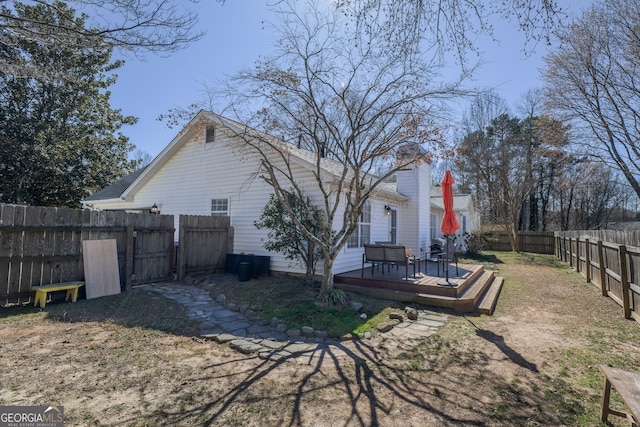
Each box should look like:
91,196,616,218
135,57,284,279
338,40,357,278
0,204,233,305
480,231,555,254
177,214,233,280
555,231,640,325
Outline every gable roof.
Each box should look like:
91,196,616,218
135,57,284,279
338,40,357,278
83,166,148,202
83,110,408,203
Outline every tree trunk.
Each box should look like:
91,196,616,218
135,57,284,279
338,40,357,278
319,256,335,296
504,224,520,252
305,266,315,287
305,240,316,286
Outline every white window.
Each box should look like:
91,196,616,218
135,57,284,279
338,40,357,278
211,199,228,216
348,201,371,248
206,126,215,143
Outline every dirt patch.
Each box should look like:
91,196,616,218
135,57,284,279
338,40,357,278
1,253,639,426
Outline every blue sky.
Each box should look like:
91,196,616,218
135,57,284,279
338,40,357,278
108,1,586,158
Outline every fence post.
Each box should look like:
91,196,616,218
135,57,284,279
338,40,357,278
125,225,134,291
569,238,574,268
598,240,607,296
585,239,591,283
178,215,186,282
619,245,631,319
576,237,581,273
169,229,176,279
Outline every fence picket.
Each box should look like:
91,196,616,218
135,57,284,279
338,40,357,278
0,204,230,305
555,231,639,326
480,230,555,254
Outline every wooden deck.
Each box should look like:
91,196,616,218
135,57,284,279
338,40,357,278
334,259,503,314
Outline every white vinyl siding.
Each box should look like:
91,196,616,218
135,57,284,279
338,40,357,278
86,115,430,275
396,163,431,260
430,213,437,239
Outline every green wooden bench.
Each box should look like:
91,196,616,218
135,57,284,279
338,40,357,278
32,282,85,308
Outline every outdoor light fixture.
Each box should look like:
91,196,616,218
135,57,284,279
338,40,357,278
384,205,392,215
150,203,160,214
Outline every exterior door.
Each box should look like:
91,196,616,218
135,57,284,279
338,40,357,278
389,209,397,243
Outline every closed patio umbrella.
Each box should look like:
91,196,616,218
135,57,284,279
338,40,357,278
439,170,460,285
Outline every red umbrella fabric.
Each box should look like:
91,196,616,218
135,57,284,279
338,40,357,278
440,170,460,235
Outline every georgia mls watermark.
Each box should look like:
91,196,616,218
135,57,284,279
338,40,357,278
0,406,64,427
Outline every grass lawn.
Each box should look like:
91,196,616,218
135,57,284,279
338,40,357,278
0,251,639,426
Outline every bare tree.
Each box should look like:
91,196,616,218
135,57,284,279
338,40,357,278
131,148,153,168
0,0,204,80
553,160,621,230
543,0,640,198
339,0,565,68
213,1,466,296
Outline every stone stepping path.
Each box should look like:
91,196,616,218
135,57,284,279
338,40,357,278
137,282,449,363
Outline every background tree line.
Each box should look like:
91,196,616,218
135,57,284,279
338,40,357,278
453,90,636,251
451,0,640,252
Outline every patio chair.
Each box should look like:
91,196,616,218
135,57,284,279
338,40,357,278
362,244,385,277
383,244,417,280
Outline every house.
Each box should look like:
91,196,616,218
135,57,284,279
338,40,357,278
83,111,433,275
430,184,481,243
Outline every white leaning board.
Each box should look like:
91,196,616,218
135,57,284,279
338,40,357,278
82,239,121,299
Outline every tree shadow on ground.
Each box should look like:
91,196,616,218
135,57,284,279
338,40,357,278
126,331,576,426
2,282,588,426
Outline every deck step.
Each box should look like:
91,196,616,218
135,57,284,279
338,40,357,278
448,270,494,312
333,263,503,315
334,283,449,307
336,269,502,314
475,276,504,315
